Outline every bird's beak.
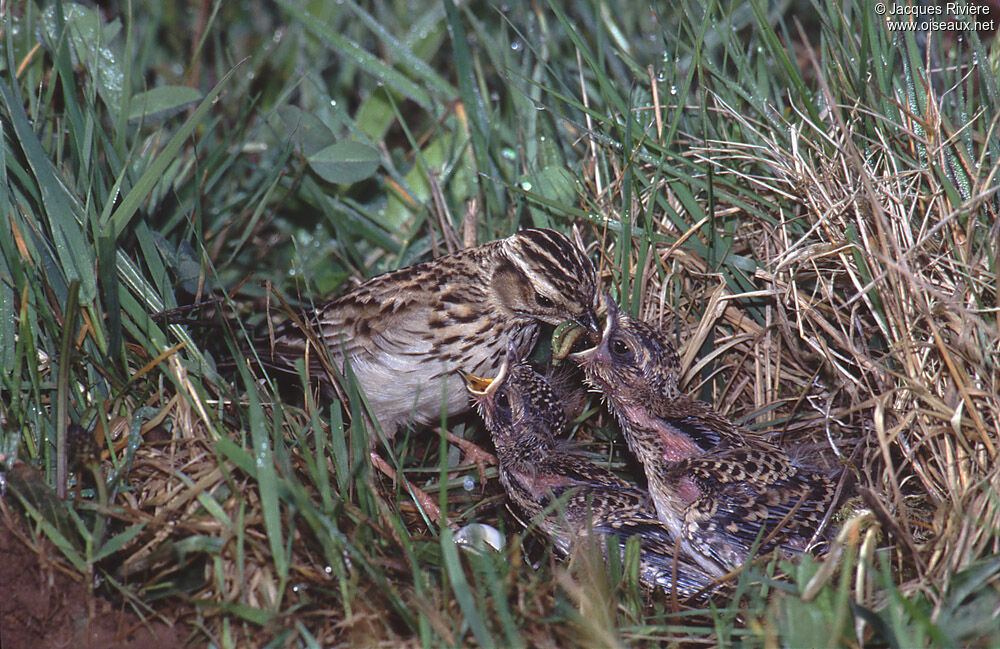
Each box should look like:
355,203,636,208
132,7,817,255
575,309,602,337
462,370,496,396
462,353,511,399
602,293,620,327
570,293,619,365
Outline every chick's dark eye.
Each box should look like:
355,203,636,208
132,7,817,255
495,389,510,411
610,336,632,360
535,293,555,308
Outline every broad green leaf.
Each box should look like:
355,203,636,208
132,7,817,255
270,105,337,158
308,141,381,184
128,85,203,122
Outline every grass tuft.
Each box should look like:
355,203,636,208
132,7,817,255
2,0,999,646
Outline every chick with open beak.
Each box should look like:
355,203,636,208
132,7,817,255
462,343,566,451
462,345,716,598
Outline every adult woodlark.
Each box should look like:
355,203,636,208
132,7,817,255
256,228,600,441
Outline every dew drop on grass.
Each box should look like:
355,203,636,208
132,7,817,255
511,41,522,51
463,476,475,491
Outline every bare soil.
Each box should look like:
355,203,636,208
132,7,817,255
0,505,186,649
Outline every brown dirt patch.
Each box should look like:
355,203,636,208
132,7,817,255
0,504,186,649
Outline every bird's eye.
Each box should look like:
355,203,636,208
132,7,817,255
535,292,555,309
610,336,633,361
495,389,510,411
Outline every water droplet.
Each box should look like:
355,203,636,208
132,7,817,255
670,85,678,95
511,41,522,51
324,565,333,574
656,71,666,82
521,181,533,191
330,99,337,107
463,476,475,491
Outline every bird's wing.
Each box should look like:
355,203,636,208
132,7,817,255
677,450,837,556
259,296,434,379
585,493,717,597
658,394,778,452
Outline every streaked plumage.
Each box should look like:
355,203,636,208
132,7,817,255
573,297,839,576
256,228,599,438
464,349,715,597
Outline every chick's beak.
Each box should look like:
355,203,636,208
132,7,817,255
461,352,511,406
462,370,496,396
570,340,599,366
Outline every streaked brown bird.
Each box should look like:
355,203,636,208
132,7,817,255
464,348,715,597
256,228,600,440
573,297,840,577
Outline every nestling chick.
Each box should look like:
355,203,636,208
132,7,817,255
573,297,840,577
464,347,715,597
256,228,600,440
